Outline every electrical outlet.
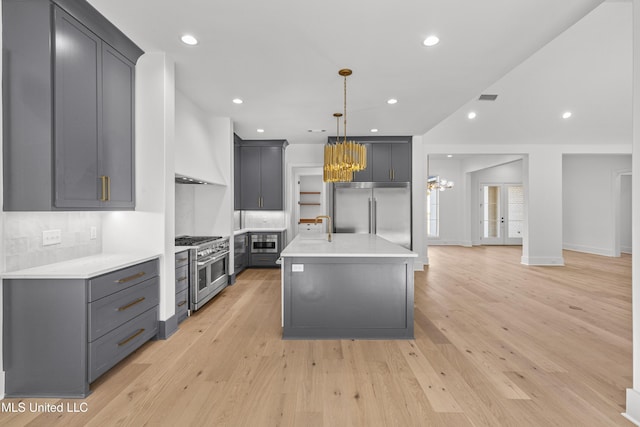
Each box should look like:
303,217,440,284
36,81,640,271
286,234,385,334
42,229,62,246
90,226,97,240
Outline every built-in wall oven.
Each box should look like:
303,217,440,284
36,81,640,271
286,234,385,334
175,236,230,312
251,234,278,253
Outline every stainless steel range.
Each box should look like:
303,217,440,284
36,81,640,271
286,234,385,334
175,236,230,311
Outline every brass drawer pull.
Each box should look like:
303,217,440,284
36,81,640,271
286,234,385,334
118,297,145,312
116,271,145,284
117,328,145,347
176,257,188,262
177,276,187,282
177,301,187,307
100,176,108,201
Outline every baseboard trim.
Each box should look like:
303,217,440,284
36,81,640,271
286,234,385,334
563,243,615,257
520,256,565,266
624,388,640,426
229,273,237,285
158,315,178,340
622,246,633,254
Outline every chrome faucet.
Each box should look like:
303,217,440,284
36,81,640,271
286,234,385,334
315,215,332,242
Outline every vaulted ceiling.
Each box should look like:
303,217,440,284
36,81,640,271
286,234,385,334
88,0,626,145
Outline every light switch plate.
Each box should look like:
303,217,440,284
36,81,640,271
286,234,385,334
292,264,304,272
90,226,97,240
42,229,62,246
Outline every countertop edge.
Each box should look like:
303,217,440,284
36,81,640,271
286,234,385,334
2,253,162,280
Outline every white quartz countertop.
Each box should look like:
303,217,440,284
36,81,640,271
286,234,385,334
234,228,286,235
2,252,161,279
280,233,418,258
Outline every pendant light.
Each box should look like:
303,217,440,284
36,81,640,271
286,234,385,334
323,69,367,182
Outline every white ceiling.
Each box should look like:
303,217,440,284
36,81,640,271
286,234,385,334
87,0,618,145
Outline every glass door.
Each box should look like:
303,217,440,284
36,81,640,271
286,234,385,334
480,184,523,245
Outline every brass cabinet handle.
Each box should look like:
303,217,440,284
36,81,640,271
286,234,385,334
118,297,145,311
100,176,108,201
392,169,395,181
116,271,145,284
177,276,187,282
117,328,145,346
177,257,188,262
177,300,187,307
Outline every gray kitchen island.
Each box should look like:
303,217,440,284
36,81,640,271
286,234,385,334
280,233,417,339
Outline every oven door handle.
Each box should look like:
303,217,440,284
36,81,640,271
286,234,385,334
197,251,230,266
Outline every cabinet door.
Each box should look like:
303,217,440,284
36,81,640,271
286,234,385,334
391,143,412,182
100,44,135,209
234,143,241,210
260,146,283,209
240,146,261,209
371,144,392,182
54,9,101,208
351,143,372,182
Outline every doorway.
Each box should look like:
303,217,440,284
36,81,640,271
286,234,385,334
479,183,523,245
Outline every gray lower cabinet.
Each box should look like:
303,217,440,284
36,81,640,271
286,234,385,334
2,0,142,211
234,233,249,274
175,251,190,323
3,258,159,398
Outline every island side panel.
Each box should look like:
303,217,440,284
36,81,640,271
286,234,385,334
283,257,414,339
3,278,89,397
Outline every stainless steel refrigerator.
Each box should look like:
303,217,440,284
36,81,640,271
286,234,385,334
333,182,412,249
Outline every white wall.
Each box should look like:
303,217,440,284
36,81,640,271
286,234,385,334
563,154,631,256
625,2,640,422
103,52,176,322
621,174,632,253
427,157,466,245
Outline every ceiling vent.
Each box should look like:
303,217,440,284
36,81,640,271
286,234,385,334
478,94,498,101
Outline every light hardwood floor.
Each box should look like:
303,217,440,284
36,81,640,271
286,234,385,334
0,246,633,426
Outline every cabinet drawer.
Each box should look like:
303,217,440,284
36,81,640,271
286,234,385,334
89,259,158,301
175,265,189,293
176,288,188,323
175,251,189,268
89,306,158,383
251,253,280,267
89,277,159,342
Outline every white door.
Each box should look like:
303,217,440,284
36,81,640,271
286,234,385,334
480,184,523,245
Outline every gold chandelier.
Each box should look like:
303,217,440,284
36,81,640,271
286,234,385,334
323,69,367,183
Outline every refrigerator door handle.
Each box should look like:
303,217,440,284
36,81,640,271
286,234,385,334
368,198,372,233
372,198,377,234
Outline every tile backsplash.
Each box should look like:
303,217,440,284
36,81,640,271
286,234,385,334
3,212,102,272
241,211,285,229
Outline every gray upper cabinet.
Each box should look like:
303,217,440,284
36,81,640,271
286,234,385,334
2,0,142,211
236,138,287,210
327,137,412,183
371,142,412,182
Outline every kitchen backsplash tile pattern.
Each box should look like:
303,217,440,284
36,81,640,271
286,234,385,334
3,212,102,271
241,211,285,229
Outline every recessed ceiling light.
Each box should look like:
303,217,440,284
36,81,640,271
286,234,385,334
387,99,398,105
447,154,453,158
257,129,265,133
562,111,572,119
467,111,477,119
180,34,198,46
232,98,243,104
423,35,440,47
307,129,326,133
370,129,379,133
